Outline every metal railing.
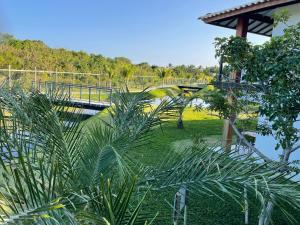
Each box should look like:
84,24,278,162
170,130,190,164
32,81,113,106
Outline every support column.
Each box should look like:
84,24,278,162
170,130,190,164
222,16,249,150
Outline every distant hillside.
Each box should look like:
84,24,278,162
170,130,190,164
0,33,217,82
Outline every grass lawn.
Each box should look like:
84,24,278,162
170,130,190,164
148,86,180,98
130,108,298,225
83,92,299,224
133,108,223,166
71,92,111,102
127,108,248,225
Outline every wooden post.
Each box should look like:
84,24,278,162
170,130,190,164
222,16,249,150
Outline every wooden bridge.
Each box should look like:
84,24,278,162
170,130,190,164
32,81,113,110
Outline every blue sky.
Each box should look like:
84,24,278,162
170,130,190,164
0,0,268,66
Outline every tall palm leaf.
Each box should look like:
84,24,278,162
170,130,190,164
0,86,172,224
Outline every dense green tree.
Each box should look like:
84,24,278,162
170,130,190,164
213,18,300,225
0,33,214,86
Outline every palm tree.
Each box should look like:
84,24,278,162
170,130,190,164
168,89,196,129
121,65,134,87
158,68,172,87
0,86,172,224
104,64,114,88
1,86,300,224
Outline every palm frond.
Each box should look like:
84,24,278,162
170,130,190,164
146,143,300,224
0,87,168,224
77,177,154,225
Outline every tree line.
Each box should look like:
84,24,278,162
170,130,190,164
0,33,216,83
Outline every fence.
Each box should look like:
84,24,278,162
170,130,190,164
0,66,209,91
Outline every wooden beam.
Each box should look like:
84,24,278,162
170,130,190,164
207,20,273,37
255,23,272,34
249,14,274,24
262,28,274,36
223,18,236,27
247,19,257,27
200,0,297,23
248,21,265,32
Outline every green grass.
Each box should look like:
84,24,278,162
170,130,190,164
71,92,110,102
131,109,299,225
85,103,299,225
148,86,180,98
127,109,249,225
132,109,223,166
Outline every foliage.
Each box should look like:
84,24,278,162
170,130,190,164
212,18,300,225
168,89,198,129
149,141,300,224
272,9,290,27
214,36,251,73
0,86,173,224
0,34,215,83
214,22,300,152
1,86,300,224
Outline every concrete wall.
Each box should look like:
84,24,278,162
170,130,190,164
254,3,300,161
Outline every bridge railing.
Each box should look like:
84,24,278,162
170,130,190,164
32,81,113,106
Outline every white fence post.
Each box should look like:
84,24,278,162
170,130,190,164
34,67,37,89
8,65,11,88
55,69,58,83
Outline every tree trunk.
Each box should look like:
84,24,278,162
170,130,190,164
177,112,184,129
283,147,292,163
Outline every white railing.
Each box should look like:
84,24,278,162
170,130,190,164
0,66,210,90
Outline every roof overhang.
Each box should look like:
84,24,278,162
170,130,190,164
200,0,299,37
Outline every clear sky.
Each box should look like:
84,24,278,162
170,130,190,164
0,0,269,67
